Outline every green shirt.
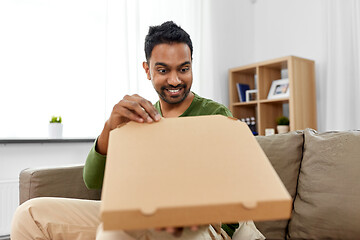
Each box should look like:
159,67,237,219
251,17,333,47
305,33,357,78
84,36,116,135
154,92,233,118
83,92,238,237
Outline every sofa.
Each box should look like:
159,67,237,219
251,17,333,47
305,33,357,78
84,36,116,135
19,129,360,239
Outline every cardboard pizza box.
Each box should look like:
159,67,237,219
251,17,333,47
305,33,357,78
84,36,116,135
100,115,291,230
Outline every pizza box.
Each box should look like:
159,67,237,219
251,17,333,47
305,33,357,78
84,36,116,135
100,115,291,230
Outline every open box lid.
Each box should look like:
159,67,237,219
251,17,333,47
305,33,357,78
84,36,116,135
101,115,291,230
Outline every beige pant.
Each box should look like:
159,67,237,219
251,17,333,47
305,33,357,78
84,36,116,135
11,197,229,240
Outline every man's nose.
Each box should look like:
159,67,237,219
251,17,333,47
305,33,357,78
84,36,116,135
168,71,181,86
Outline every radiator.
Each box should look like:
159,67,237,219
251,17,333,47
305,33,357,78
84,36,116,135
0,180,19,236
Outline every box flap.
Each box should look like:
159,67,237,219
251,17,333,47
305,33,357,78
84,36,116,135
101,115,291,230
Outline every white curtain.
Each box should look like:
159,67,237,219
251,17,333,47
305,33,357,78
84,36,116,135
104,0,212,118
0,0,213,138
0,0,108,138
321,0,360,131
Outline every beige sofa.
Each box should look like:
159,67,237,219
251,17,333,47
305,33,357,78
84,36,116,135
19,129,360,239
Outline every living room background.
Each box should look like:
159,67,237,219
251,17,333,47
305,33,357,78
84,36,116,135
0,0,359,137
1,0,359,238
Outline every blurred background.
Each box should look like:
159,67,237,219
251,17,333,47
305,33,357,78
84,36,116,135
1,0,359,139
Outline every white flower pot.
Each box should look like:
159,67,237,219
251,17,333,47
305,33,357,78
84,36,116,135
277,125,289,134
48,123,63,139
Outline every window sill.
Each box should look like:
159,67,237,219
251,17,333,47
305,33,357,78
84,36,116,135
0,138,95,144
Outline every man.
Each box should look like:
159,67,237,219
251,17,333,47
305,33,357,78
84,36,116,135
11,21,239,240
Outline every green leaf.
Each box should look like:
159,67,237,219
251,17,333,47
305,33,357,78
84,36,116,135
50,116,62,123
276,116,289,125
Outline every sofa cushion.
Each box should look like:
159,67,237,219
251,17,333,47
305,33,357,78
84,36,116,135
254,130,304,240
288,129,360,239
20,165,101,204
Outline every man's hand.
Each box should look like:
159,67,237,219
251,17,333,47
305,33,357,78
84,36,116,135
96,94,161,155
155,226,200,237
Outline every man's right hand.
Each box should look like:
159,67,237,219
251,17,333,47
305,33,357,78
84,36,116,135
96,94,161,155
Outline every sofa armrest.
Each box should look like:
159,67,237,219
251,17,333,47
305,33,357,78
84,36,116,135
19,165,101,204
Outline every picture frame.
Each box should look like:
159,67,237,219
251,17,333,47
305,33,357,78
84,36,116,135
245,89,258,102
267,78,290,100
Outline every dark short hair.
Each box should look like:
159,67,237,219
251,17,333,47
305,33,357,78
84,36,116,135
144,21,193,62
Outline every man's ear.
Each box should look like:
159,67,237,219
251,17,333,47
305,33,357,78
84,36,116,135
142,61,151,80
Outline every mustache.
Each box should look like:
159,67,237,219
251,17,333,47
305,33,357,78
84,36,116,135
161,84,186,90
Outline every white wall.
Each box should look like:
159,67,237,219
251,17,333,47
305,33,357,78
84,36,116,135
253,0,324,62
210,0,327,131
0,142,93,181
253,0,325,130
200,0,255,107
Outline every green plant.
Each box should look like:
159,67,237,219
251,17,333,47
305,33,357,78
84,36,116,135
50,116,62,123
276,116,289,125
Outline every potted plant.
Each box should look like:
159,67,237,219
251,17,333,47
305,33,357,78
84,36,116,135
276,116,289,134
48,116,63,138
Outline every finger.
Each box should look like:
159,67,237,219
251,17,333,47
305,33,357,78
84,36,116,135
118,100,151,122
131,95,161,122
190,225,199,231
113,105,144,123
165,227,175,233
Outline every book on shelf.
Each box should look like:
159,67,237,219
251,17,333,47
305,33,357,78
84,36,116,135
236,83,250,102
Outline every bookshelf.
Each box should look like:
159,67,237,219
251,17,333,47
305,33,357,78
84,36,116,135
229,56,317,135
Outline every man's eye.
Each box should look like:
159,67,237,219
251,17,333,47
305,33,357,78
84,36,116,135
180,67,189,72
158,69,167,73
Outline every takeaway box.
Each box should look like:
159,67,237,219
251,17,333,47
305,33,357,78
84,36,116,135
100,115,291,230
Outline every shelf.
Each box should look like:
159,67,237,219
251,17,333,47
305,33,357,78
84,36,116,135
259,98,289,104
232,101,257,106
231,98,289,106
229,56,317,135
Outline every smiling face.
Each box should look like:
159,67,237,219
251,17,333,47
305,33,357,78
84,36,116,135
143,43,193,105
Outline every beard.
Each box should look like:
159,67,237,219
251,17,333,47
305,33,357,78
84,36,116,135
156,84,191,104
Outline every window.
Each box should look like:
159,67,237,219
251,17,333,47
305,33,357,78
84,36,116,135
0,0,204,138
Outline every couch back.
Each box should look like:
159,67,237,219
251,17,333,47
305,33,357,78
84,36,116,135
20,165,101,204
254,129,360,240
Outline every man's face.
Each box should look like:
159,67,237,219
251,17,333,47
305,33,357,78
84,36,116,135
143,43,193,105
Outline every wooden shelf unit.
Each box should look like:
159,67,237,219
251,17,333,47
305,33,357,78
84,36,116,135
229,56,317,135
